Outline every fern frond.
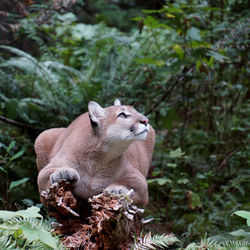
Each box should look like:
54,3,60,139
184,238,250,250
184,242,199,250
0,45,89,118
43,61,86,81
0,45,64,86
134,232,179,250
0,236,19,250
0,213,62,249
0,45,39,65
221,240,250,248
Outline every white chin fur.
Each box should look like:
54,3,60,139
135,131,148,140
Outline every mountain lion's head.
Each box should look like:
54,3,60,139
88,99,149,142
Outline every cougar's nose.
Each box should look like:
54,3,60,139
139,117,148,126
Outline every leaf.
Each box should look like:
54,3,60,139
0,197,5,205
13,228,23,239
167,163,177,168
230,229,250,239
148,178,172,186
10,149,25,161
9,178,29,192
177,178,189,184
144,15,160,29
0,224,19,230
166,13,175,18
187,27,201,41
169,148,185,158
142,9,164,14
144,15,171,29
135,58,165,66
207,50,227,62
21,225,58,248
0,206,42,222
57,12,77,23
72,24,97,40
0,166,7,173
7,141,16,153
233,211,250,226
187,191,202,209
173,44,184,59
196,59,202,71
164,6,183,14
22,199,34,207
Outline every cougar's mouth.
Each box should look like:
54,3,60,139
135,129,148,136
127,125,148,140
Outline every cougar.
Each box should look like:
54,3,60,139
35,99,155,205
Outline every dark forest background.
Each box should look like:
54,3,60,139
0,0,249,248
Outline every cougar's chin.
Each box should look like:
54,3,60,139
134,129,148,140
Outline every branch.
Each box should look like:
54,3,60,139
0,115,44,132
145,78,177,115
216,147,241,170
145,66,194,115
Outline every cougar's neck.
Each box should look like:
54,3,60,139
102,139,132,163
81,135,132,163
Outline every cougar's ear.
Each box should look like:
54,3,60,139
114,99,121,106
88,101,105,133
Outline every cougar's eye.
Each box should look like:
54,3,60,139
117,112,128,119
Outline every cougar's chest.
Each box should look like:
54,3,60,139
73,161,122,199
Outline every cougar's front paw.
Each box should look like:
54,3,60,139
50,167,80,184
105,184,130,195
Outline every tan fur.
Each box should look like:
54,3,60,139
35,100,155,205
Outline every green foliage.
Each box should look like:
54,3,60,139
0,45,87,127
230,210,250,240
0,206,61,249
0,206,42,221
233,211,250,226
0,141,30,209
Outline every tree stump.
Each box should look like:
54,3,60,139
41,180,144,249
